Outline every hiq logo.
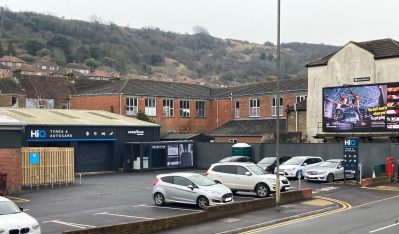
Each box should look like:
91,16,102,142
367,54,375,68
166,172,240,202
30,130,47,138
344,139,358,146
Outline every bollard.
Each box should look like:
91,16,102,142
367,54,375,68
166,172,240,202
359,164,362,184
298,170,302,190
78,173,82,185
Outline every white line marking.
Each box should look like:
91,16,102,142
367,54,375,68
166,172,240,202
42,220,95,229
6,196,30,202
132,204,146,208
24,209,30,211
370,223,399,233
93,212,154,220
139,205,201,212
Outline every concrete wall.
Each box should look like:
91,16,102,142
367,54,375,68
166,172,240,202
307,42,399,141
196,142,396,177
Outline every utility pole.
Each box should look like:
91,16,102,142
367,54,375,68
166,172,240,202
275,0,282,205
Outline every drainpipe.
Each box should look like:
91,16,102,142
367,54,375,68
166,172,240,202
295,103,298,132
119,93,122,115
230,92,233,119
216,99,219,128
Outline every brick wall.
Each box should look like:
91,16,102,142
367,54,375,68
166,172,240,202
71,95,122,114
0,94,26,108
0,148,21,193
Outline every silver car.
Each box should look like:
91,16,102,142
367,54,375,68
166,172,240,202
152,172,233,209
304,159,346,182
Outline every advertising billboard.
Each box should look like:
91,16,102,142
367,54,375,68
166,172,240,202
323,82,399,132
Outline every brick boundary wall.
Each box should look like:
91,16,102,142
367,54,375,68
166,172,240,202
361,176,392,187
62,189,312,234
0,148,22,193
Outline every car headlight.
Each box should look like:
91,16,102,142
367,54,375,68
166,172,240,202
286,168,296,172
318,171,327,175
32,222,40,230
206,190,221,196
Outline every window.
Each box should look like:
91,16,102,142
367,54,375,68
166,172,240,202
296,95,307,103
223,165,236,174
180,100,190,117
161,176,174,184
145,98,156,116
235,101,240,118
11,96,18,108
236,166,249,175
173,176,192,187
163,99,174,117
212,165,225,173
249,99,260,117
272,97,284,116
229,139,237,143
38,99,46,109
126,97,138,116
196,101,205,117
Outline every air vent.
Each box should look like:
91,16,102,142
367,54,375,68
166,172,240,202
7,110,35,118
88,112,117,120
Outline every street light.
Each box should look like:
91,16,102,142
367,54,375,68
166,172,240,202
275,0,281,205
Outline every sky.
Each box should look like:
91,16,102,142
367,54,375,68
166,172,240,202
1,0,399,46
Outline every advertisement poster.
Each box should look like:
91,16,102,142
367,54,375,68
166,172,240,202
167,144,179,166
323,82,399,132
179,143,194,167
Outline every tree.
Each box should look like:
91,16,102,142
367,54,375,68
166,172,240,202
47,35,72,54
136,111,155,123
76,46,89,62
147,54,164,66
0,41,4,57
84,58,101,69
89,44,104,60
5,41,16,56
24,40,45,55
192,25,210,35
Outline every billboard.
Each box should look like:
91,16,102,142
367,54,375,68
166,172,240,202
323,82,399,132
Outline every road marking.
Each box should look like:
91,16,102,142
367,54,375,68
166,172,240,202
354,194,399,208
93,211,154,220
362,186,399,192
135,204,201,212
42,220,95,229
132,204,147,208
220,218,241,223
6,196,30,203
370,222,399,233
240,196,351,234
313,186,339,194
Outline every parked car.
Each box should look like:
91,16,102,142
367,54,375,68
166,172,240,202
304,159,347,182
206,162,290,198
257,156,291,173
218,156,254,163
0,196,41,234
278,156,323,179
152,172,233,209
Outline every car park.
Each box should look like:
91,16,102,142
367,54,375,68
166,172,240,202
218,156,254,163
257,156,291,173
152,172,233,209
0,196,41,234
304,159,347,182
206,162,290,198
278,156,323,179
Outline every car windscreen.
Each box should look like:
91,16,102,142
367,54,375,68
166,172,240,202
319,161,339,168
188,175,216,186
247,165,269,175
258,157,276,164
219,157,233,162
0,201,21,215
283,157,306,165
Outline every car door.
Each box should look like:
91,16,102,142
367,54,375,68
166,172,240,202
335,161,345,179
172,176,198,204
233,165,253,190
220,165,237,189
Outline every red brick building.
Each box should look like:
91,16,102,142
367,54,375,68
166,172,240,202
71,78,308,140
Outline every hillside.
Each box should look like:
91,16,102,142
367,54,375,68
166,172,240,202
0,8,339,86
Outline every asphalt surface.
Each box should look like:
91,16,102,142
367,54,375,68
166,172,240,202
7,170,398,234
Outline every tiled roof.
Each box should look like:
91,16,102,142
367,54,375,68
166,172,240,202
209,119,287,136
210,78,308,98
77,79,212,99
88,70,113,78
0,78,24,94
0,56,26,63
306,38,399,67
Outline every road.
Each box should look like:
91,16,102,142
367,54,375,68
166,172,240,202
244,193,399,234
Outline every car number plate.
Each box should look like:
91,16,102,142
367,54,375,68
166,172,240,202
225,197,232,202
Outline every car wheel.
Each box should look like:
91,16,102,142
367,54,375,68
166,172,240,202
154,192,165,206
326,173,334,183
197,196,209,209
255,183,270,198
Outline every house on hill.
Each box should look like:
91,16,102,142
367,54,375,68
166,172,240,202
0,55,27,68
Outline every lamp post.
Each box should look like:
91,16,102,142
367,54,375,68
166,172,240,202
275,0,281,205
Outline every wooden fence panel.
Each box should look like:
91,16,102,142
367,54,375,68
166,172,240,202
21,147,74,186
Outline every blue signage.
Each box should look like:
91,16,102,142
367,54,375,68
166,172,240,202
29,152,40,165
343,138,359,175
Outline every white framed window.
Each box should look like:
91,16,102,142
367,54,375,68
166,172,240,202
145,98,156,116
229,139,238,143
126,97,138,116
296,95,307,103
272,97,284,116
249,99,260,117
196,101,205,117
180,100,190,117
235,101,240,118
163,99,174,117
11,96,18,108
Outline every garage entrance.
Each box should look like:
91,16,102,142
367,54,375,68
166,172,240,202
75,142,114,172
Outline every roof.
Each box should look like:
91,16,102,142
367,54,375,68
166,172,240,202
0,78,25,94
210,78,308,98
209,119,287,137
19,64,39,72
0,108,159,126
157,172,198,177
162,133,203,140
287,100,307,111
34,60,58,67
88,70,113,78
77,79,212,99
0,56,26,64
65,63,89,70
306,38,399,67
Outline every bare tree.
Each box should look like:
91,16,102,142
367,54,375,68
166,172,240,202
192,25,210,35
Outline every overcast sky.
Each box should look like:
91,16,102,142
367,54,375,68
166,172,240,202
2,0,399,46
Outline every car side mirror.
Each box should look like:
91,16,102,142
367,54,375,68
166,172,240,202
19,206,23,212
302,163,308,166
245,171,252,176
187,185,194,190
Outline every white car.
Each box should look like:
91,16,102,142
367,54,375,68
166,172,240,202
0,196,41,234
278,156,323,179
305,159,351,182
152,173,233,209
206,162,290,198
